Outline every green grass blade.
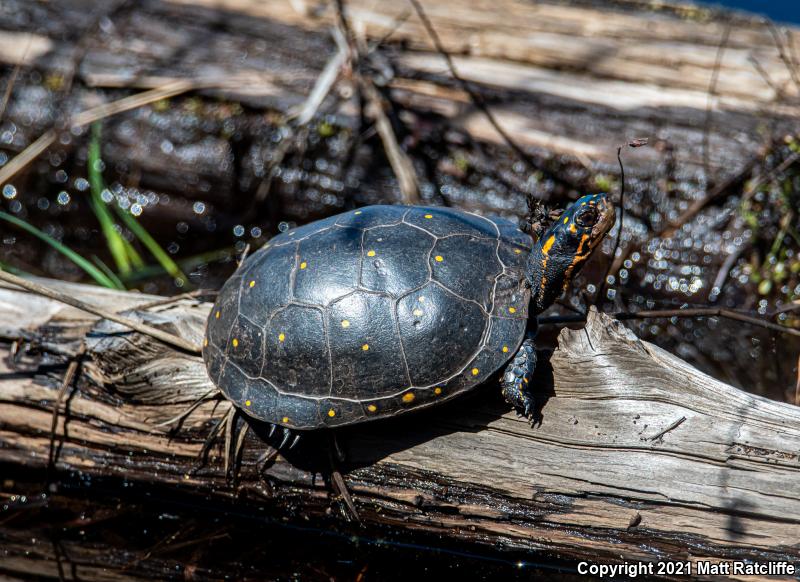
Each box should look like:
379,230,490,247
89,122,132,275
120,246,234,283
113,205,191,287
0,210,120,288
91,255,126,290
90,121,186,286
119,231,146,269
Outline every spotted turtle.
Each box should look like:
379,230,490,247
203,194,615,434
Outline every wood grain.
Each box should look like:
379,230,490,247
1,277,799,578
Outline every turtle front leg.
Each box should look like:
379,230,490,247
500,336,537,420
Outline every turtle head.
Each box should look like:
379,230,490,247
526,193,616,314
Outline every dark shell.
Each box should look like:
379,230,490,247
203,205,532,429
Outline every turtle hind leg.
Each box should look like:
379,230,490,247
500,335,538,423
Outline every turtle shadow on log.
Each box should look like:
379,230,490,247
268,350,557,473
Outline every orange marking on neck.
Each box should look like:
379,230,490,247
576,233,589,255
541,235,556,255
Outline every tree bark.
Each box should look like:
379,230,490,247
1,277,799,578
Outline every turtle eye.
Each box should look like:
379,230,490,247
575,206,598,228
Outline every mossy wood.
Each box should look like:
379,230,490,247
1,277,799,578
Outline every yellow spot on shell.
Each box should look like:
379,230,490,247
362,343,369,351
354,210,362,215
509,307,517,314
402,392,415,403
514,249,522,254
524,377,529,384
279,333,285,342
367,250,376,257
434,387,442,395
341,319,350,328
282,416,289,423
328,409,336,417
300,261,307,269
418,296,426,302
424,214,433,219
471,368,479,376
435,255,443,262
232,338,239,347
502,345,509,353
249,280,255,288
413,308,423,316
367,404,377,412
569,223,577,234
563,216,569,224
215,311,220,319
203,338,208,347
245,400,251,407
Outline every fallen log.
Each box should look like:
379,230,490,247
2,0,798,208
1,277,799,578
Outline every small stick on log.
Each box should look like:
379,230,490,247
335,1,421,204
0,270,201,353
647,415,687,442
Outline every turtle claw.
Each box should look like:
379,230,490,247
279,427,292,449
289,434,301,449
269,424,277,438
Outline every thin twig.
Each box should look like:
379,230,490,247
708,242,748,303
766,21,800,94
361,78,420,204
595,139,646,307
328,433,360,523
0,80,200,190
254,27,347,206
152,389,218,428
771,301,800,317
748,53,787,100
406,0,573,191
0,34,32,123
232,422,250,485
333,2,421,204
46,344,86,481
223,406,237,477
288,29,349,126
0,270,202,353
660,145,774,239
648,416,686,442
595,145,628,306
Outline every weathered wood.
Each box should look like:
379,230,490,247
1,0,798,195
1,277,799,577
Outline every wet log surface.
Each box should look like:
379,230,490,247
1,278,800,579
